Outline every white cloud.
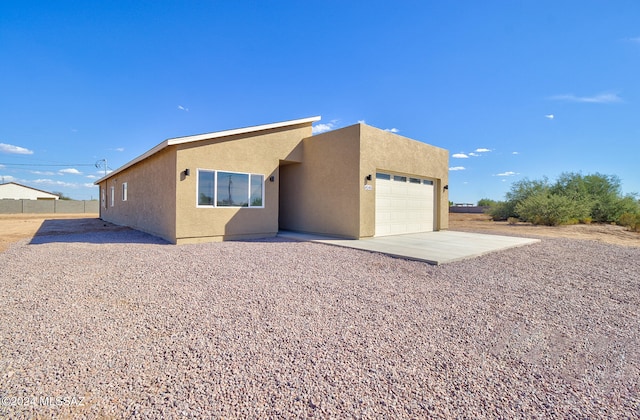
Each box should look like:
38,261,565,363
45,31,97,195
384,128,399,133
549,92,622,104
312,123,335,134
545,114,555,119
30,170,56,176
86,174,97,179
496,171,518,177
512,151,519,155
115,147,125,152
0,142,34,155
0,175,15,182
357,120,366,124
178,105,189,111
468,152,480,157
627,37,640,44
449,166,466,171
452,153,469,159
59,168,82,175
83,183,96,188
475,148,491,153
32,179,76,188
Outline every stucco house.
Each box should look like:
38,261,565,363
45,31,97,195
0,182,59,200
95,116,449,244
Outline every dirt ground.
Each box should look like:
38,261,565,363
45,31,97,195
1,213,638,253
0,214,103,253
449,212,640,247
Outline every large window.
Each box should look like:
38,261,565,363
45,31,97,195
197,169,264,208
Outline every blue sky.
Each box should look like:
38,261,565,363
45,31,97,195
1,1,639,202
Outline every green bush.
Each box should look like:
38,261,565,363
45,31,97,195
618,213,640,232
494,172,638,225
515,193,576,226
477,198,498,207
487,201,514,221
507,217,519,225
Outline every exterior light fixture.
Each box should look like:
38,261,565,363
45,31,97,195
184,169,190,176
366,174,372,181
443,184,449,190
269,176,275,182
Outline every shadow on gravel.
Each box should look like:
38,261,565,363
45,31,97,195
29,218,169,246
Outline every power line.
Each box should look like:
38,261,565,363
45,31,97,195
0,162,96,166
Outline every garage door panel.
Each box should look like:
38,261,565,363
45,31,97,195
375,172,435,236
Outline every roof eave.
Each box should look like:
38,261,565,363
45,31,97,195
94,116,321,185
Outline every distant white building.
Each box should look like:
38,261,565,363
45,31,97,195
0,182,59,200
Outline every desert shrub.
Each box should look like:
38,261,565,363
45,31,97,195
515,193,576,226
551,172,639,222
505,178,550,218
565,218,580,225
496,172,638,225
477,198,498,207
618,212,640,232
487,201,514,221
507,217,519,225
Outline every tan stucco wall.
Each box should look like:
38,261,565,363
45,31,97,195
174,124,311,243
279,123,449,239
99,147,177,242
359,124,449,237
96,120,448,244
279,125,362,238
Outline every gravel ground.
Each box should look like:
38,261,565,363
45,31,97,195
1,229,639,418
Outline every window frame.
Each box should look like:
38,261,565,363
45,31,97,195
196,169,265,209
110,186,115,207
122,182,128,201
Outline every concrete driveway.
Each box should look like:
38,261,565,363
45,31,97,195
278,230,540,265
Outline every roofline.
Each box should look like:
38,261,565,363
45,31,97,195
0,181,60,197
95,116,321,184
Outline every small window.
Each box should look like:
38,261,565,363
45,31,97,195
423,180,434,186
409,178,421,184
101,187,106,209
122,182,128,201
393,175,407,182
198,170,215,206
110,186,115,207
376,173,391,180
250,174,264,207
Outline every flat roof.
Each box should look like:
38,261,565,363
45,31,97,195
95,116,321,184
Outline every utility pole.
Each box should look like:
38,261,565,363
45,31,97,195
95,159,108,177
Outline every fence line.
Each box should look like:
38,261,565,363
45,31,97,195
0,199,99,214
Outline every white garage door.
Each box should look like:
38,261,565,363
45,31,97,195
375,172,435,236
